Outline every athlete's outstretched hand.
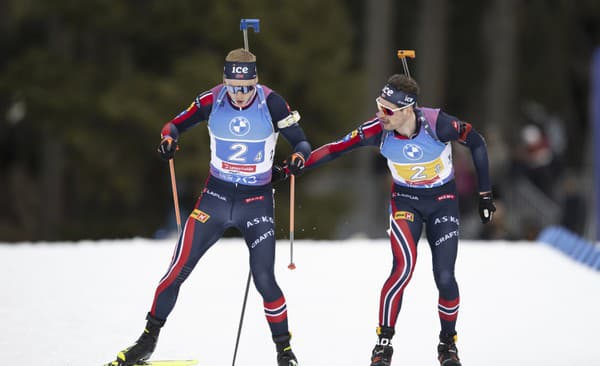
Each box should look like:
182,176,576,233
478,192,496,223
285,152,305,176
157,137,178,161
271,164,288,185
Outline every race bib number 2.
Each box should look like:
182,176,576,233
215,139,267,164
393,158,444,183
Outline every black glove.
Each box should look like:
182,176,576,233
478,192,496,224
271,164,289,185
157,137,178,161
285,152,305,176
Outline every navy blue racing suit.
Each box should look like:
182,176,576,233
151,84,311,337
305,107,491,336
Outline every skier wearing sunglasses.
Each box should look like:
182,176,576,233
105,48,310,366
297,74,495,366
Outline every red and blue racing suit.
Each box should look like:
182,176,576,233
151,84,311,338
305,107,491,336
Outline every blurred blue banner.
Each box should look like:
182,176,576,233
594,48,600,241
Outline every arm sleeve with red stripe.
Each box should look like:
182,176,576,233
160,91,214,139
435,111,492,192
304,118,383,171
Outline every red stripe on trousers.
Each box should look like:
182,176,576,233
379,202,417,326
150,177,211,316
439,296,460,308
266,310,288,323
438,296,460,321
150,216,196,314
265,296,287,323
264,295,286,310
439,311,458,321
388,218,417,326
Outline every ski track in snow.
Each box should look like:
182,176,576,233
0,238,598,366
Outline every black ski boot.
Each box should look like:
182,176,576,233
370,326,394,366
107,313,165,366
437,333,461,366
273,332,298,366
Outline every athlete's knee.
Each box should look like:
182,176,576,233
433,268,456,290
389,257,412,276
171,264,194,286
252,270,278,294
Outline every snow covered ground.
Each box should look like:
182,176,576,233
1,238,598,366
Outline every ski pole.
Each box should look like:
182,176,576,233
397,49,416,78
231,270,252,366
231,18,260,366
287,174,296,270
169,159,182,233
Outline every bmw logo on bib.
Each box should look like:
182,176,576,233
229,116,251,136
403,143,423,161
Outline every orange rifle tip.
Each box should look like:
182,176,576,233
397,50,416,59
288,263,296,270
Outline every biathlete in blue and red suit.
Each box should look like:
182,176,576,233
300,74,495,366
106,48,309,366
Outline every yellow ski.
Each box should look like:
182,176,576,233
141,361,198,366
103,360,198,366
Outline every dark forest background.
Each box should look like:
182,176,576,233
1,0,599,242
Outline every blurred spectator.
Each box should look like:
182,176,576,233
522,101,567,157
511,123,562,197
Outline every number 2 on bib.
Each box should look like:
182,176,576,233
229,143,248,162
